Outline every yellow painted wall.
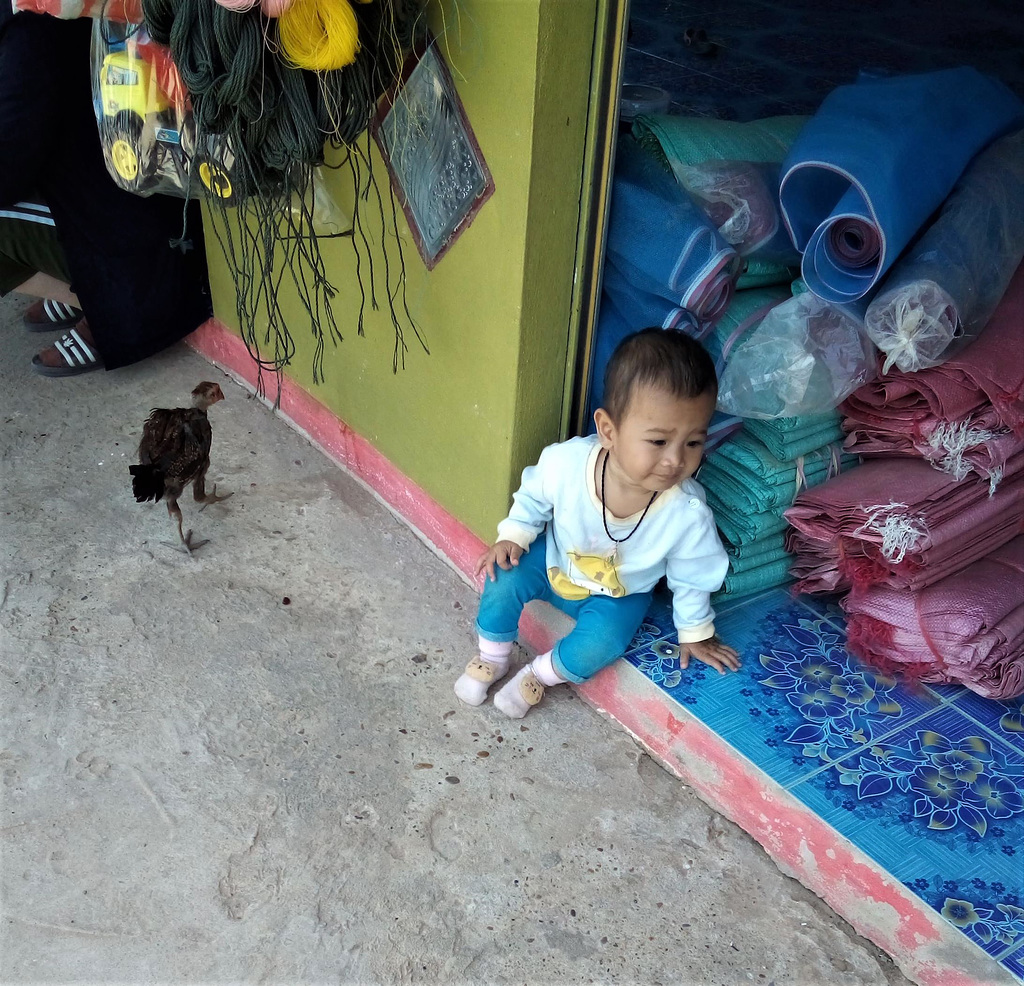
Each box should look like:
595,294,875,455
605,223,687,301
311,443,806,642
205,0,598,538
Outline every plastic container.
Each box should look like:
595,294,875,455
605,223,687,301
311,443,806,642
619,85,671,123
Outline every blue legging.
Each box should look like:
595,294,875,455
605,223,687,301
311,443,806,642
476,534,652,683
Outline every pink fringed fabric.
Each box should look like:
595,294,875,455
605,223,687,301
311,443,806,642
843,537,1024,699
841,263,1024,489
784,453,1024,594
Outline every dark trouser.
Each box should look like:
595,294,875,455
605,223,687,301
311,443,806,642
0,13,211,368
0,213,71,296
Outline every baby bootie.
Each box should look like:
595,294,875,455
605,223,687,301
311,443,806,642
493,666,546,718
454,656,508,706
454,638,513,705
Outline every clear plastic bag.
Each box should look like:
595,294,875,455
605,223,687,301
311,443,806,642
286,167,352,238
675,160,799,267
91,17,235,201
864,130,1024,372
717,292,877,418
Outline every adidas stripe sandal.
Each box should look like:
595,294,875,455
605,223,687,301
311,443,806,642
23,298,85,332
31,324,103,377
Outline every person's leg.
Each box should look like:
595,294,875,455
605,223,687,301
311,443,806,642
455,540,554,705
0,211,81,327
14,272,79,308
493,590,653,718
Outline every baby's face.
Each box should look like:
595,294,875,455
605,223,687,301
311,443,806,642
609,385,716,494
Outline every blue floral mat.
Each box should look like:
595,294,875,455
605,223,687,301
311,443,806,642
625,587,1024,980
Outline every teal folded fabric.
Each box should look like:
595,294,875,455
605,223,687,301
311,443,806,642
708,493,791,544
730,531,787,561
728,538,790,574
701,433,854,515
715,555,794,599
744,414,845,460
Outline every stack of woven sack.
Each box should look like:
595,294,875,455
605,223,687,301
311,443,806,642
786,268,1024,698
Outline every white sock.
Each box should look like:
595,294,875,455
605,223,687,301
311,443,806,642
530,650,566,687
454,638,513,706
493,651,564,718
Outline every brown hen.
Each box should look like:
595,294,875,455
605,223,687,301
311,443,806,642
129,381,232,553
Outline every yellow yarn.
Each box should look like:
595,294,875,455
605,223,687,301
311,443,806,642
279,0,361,72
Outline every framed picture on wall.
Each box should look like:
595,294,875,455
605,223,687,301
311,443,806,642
372,43,495,270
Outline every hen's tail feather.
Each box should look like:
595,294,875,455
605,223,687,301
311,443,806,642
129,464,166,502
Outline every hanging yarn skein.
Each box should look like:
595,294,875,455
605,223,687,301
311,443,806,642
260,0,292,17
213,0,259,12
279,0,360,70
140,0,428,393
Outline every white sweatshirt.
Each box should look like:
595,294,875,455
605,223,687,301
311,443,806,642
496,435,729,643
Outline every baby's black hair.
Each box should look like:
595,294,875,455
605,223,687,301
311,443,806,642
602,327,718,423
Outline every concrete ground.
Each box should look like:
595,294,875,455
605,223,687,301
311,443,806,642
0,293,913,985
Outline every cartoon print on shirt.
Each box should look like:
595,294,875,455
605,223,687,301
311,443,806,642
548,549,627,600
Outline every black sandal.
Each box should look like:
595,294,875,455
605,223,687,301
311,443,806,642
31,323,103,377
23,298,84,332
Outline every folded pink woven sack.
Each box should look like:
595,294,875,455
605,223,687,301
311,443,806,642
843,536,1024,700
841,263,1024,489
784,453,1024,593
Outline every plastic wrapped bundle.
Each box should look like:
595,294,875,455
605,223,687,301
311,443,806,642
779,68,1024,305
633,113,808,290
675,160,801,266
703,286,790,376
843,537,1024,700
864,130,1024,372
717,291,877,418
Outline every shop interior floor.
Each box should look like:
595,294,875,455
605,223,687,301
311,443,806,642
623,0,1024,122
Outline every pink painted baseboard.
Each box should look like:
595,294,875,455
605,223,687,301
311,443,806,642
186,319,488,583
186,317,1006,986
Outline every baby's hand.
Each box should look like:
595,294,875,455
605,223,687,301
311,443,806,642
681,636,741,675
475,540,525,582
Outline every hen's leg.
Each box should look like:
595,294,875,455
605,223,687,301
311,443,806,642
193,470,234,511
161,496,209,554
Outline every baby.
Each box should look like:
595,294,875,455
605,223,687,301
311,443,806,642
455,327,740,718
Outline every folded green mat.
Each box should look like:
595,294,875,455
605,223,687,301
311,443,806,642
729,531,787,561
707,492,791,545
633,114,809,168
715,555,794,600
743,415,846,460
727,537,790,574
632,115,808,290
701,433,854,515
735,260,795,289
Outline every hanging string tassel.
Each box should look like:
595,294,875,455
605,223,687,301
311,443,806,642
279,0,360,71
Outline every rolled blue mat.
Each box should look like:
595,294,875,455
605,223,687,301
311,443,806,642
780,67,1024,305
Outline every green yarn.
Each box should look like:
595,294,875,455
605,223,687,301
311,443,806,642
140,0,427,393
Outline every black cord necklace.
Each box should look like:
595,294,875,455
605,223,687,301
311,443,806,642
600,450,658,544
